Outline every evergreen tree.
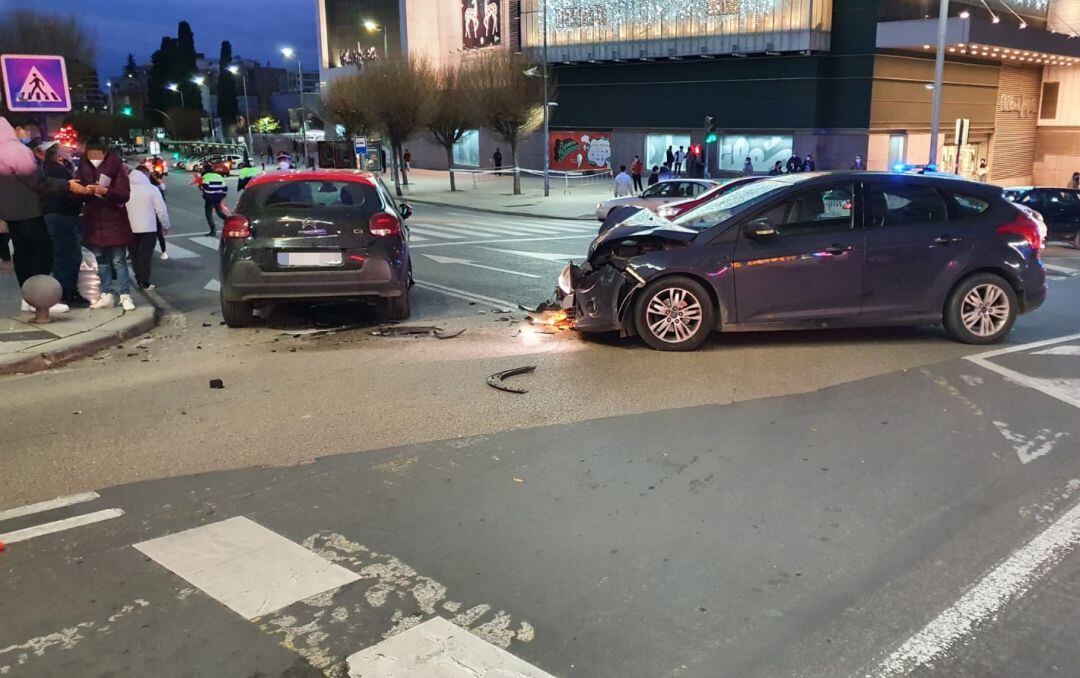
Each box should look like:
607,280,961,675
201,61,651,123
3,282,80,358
177,21,200,111
217,41,239,132
124,53,138,78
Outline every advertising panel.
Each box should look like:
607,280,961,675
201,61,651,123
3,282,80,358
462,0,502,49
550,130,612,171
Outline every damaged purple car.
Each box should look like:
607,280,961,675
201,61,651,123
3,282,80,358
558,172,1046,351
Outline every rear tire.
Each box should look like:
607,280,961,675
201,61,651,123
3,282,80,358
633,276,715,351
221,296,254,327
943,273,1017,345
379,291,411,321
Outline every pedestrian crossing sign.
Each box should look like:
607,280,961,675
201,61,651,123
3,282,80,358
1,54,71,112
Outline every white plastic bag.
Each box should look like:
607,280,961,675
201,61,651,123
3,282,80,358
78,247,101,303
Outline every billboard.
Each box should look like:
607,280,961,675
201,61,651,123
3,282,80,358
550,131,611,171
462,0,501,49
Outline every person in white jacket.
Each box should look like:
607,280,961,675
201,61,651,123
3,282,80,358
127,165,170,292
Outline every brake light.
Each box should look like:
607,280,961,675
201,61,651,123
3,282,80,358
998,212,1044,250
222,215,251,239
369,212,401,237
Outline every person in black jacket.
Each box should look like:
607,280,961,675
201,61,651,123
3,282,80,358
39,142,86,305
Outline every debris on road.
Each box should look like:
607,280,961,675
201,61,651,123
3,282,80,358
434,328,466,340
371,325,466,339
513,477,524,484
487,365,537,394
209,379,225,389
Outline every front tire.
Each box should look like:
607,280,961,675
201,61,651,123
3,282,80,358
221,296,254,327
379,291,411,321
943,273,1017,345
633,276,715,351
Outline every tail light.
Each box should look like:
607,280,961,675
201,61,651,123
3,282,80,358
998,211,1044,251
222,215,251,239
369,212,401,237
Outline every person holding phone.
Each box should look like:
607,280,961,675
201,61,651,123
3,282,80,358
76,138,135,311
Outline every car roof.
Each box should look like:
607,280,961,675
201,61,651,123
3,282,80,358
246,169,379,188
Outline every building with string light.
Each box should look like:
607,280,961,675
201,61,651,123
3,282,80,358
315,0,1080,185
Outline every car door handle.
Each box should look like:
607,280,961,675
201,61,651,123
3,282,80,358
934,235,962,245
824,243,853,255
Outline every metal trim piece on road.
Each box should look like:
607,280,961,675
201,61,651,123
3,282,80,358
0,491,100,523
0,508,124,544
413,280,516,309
134,516,360,620
966,332,1080,410
345,616,556,678
870,498,1080,677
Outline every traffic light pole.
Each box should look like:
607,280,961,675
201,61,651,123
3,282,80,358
704,143,711,179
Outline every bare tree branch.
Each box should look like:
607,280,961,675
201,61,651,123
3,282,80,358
427,65,477,192
0,10,97,66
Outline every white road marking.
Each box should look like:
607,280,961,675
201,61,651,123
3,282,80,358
413,280,516,309
165,230,212,239
346,616,555,678
0,491,99,523
188,236,221,251
966,332,1080,410
159,242,200,260
409,224,465,239
411,233,594,250
1044,262,1079,275
204,278,221,292
870,498,1080,677
0,508,124,545
1032,344,1080,356
443,222,556,236
134,516,360,620
482,247,581,262
421,254,541,278
408,233,428,242
991,421,1071,464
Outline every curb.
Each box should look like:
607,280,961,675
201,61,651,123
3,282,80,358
405,196,595,222
0,298,162,377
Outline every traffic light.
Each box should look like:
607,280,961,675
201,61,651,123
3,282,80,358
704,115,714,131
120,106,133,117
705,132,718,144
691,144,703,157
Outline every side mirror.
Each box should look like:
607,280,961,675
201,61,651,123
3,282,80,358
399,202,414,220
745,217,777,239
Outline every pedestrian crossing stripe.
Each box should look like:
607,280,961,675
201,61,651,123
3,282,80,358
188,236,220,251
16,66,61,102
159,242,199,260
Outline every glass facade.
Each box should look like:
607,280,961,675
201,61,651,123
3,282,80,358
521,0,833,61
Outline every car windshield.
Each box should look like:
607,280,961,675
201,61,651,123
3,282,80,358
672,175,807,230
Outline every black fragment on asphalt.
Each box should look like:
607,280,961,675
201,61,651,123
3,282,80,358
487,365,537,394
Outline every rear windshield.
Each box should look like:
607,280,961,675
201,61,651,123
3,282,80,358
239,180,382,212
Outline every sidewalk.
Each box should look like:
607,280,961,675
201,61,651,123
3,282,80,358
393,168,614,220
0,263,159,375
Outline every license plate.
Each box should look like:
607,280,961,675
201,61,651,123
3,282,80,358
277,251,342,267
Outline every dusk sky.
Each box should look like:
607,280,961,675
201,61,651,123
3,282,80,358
3,0,320,78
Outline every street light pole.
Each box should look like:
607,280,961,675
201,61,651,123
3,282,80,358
542,0,550,198
929,0,949,167
281,48,309,167
230,65,254,156
106,81,114,114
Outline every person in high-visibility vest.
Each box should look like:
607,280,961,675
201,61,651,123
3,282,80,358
236,162,260,191
199,169,228,237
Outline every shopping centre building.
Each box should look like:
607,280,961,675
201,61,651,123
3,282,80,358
316,0,1080,185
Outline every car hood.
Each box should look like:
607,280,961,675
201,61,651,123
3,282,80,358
588,208,698,257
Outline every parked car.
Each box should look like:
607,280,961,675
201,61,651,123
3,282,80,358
218,169,414,327
595,179,717,221
560,172,1046,351
1003,187,1080,248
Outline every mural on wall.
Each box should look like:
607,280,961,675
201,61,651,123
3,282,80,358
718,135,793,172
550,131,612,170
463,0,501,49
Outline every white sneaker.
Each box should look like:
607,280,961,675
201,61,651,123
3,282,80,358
20,300,32,312
90,294,114,310
48,302,70,314
119,294,135,311
159,251,169,260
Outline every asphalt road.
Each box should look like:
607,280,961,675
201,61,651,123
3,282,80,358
3,170,1080,678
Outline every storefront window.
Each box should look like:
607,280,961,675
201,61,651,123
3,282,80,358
646,134,690,171
453,129,480,167
888,135,906,170
718,134,792,172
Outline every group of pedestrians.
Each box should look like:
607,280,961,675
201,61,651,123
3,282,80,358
0,116,171,315
767,153,818,176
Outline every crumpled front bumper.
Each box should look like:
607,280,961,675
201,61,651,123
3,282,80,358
558,262,644,335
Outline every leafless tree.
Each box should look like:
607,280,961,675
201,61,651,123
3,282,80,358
427,65,476,192
0,10,96,66
334,58,435,196
464,53,549,195
325,73,373,139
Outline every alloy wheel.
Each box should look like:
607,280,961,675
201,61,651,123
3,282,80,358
644,287,704,344
960,283,1010,338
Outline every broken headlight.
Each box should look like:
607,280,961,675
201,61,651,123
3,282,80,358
557,262,574,295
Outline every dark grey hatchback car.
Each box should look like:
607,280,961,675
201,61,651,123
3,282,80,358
560,172,1047,351
218,170,413,327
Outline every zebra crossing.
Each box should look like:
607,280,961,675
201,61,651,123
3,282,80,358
407,214,598,248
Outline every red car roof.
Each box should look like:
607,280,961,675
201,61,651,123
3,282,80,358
247,169,379,188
